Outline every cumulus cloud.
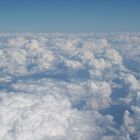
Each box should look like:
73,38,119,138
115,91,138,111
0,33,140,140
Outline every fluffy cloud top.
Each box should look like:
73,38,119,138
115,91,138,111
0,33,140,140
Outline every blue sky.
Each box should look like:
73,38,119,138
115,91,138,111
0,0,140,32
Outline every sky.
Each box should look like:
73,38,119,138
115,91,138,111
0,0,140,32
0,32,140,140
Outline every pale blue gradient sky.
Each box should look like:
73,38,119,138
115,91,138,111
0,0,140,32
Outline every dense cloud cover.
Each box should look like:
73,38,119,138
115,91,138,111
0,33,140,140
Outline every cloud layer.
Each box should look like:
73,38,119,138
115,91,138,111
0,33,140,140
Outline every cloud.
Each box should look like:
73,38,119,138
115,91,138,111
0,33,140,140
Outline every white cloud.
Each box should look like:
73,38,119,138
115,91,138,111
0,33,140,140
7,37,28,48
